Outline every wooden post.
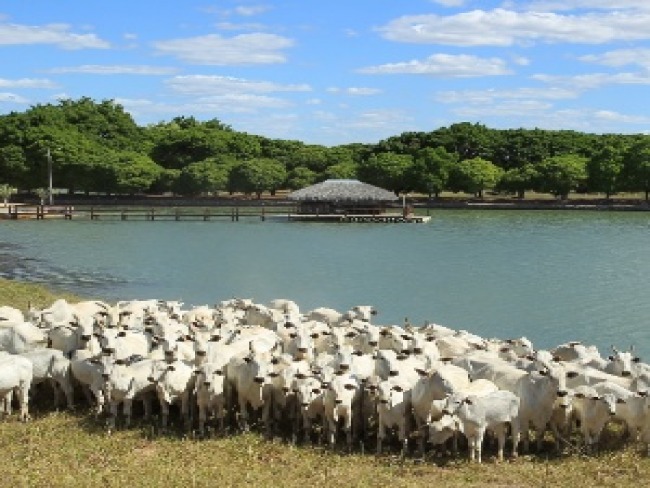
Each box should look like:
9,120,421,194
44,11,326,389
121,209,127,221
90,207,95,220
261,205,265,221
37,205,44,220
203,208,209,221
236,206,239,222
65,206,72,220
175,208,180,221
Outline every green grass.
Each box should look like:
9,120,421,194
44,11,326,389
1,278,649,487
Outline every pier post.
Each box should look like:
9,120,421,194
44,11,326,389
121,210,127,221
175,208,180,221
37,205,44,220
261,206,265,221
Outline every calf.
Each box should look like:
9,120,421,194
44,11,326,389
375,378,411,456
442,390,520,463
323,372,361,451
0,354,33,421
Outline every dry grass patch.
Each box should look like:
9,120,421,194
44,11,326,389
0,411,648,487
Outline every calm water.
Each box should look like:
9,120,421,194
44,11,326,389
1,210,649,358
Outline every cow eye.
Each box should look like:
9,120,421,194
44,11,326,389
343,384,356,391
311,333,319,339
215,370,223,376
289,333,297,339
312,388,321,395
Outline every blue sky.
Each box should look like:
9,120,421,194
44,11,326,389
1,1,650,146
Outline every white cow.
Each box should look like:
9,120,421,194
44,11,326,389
0,354,33,421
441,390,521,463
375,378,411,456
323,371,361,450
0,320,48,353
19,348,75,409
194,360,228,436
149,358,195,430
570,385,619,451
97,355,157,431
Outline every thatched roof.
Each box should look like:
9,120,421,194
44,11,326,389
288,179,398,202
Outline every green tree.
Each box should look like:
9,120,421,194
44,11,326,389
406,146,456,198
286,167,317,190
496,164,539,198
104,152,163,194
621,138,650,201
587,145,624,198
357,152,413,195
321,162,357,181
229,158,287,198
175,160,230,196
535,154,588,199
448,157,503,197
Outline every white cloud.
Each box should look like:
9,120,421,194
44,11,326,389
165,75,310,95
431,0,466,6
0,22,109,49
0,78,58,89
216,22,268,31
533,72,650,90
152,33,293,65
0,92,29,103
579,48,650,69
378,9,650,46
327,87,382,96
306,98,321,105
436,86,581,104
234,6,270,16
47,65,178,75
524,1,650,12
358,54,511,77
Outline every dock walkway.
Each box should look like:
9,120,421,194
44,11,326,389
1,205,431,223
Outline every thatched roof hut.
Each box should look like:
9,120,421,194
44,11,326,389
288,179,398,215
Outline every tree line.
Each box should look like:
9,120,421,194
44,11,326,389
1,97,649,201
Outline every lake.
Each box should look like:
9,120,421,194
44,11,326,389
1,210,648,359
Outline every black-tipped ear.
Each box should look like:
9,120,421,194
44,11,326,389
464,398,473,405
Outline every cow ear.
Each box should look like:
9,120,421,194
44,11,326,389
608,355,615,361
343,383,356,391
538,369,549,376
117,331,127,337
352,350,363,356
392,385,403,392
194,370,202,375
268,372,279,378
632,357,641,363
243,356,252,363
567,371,579,378
553,356,562,362
616,398,626,404
464,398,473,405
575,392,585,398
167,365,176,371
289,333,298,339
295,373,307,380
115,359,126,365
637,390,648,397
415,368,428,377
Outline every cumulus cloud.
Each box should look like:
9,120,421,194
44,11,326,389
47,65,178,75
435,86,581,104
327,86,382,96
0,92,29,103
152,33,293,65
0,22,109,49
533,72,650,90
523,1,650,12
377,9,650,46
0,78,58,89
579,48,650,69
358,54,511,77
165,75,310,95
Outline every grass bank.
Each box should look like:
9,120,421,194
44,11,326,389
1,278,649,487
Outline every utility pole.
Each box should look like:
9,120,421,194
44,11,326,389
47,147,53,205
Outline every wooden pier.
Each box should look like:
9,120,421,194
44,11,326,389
1,205,431,223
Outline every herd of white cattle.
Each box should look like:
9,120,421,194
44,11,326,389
1,297,649,463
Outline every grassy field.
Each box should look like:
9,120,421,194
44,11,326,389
1,278,649,487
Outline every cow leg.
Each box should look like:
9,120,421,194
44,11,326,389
161,401,170,429
238,395,250,432
377,418,385,455
17,384,30,422
107,402,118,432
399,419,408,458
494,425,506,462
123,399,133,428
181,392,191,431
198,402,207,436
